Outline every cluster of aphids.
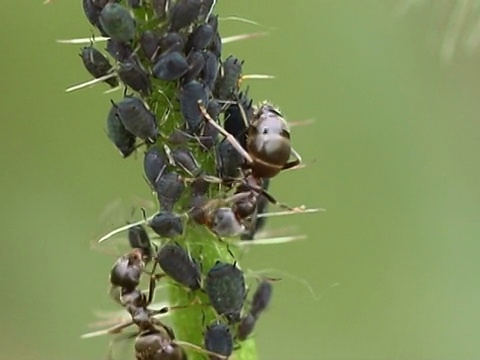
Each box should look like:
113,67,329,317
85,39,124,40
78,0,307,359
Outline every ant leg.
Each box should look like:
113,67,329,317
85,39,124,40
282,147,302,171
174,340,228,360
198,100,254,164
256,187,303,212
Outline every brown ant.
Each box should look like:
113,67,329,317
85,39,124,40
87,249,228,360
198,100,304,213
199,100,302,179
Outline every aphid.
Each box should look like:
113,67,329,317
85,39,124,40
118,59,151,95
91,0,109,7
250,280,273,317
217,140,244,181
201,50,219,90
155,243,201,290
109,249,144,291
236,280,273,340
151,0,167,19
79,45,118,87
159,32,185,54
187,23,214,51
168,0,202,31
204,322,234,360
113,96,158,142
171,147,202,177
198,101,220,149
128,225,153,262
179,80,209,133
99,3,135,43
205,261,246,323
152,52,189,81
140,30,160,61
183,51,205,83
209,31,222,57
143,146,166,187
223,91,254,149
82,0,107,36
154,171,185,212
127,0,142,8
106,39,133,62
106,104,136,157
215,56,243,100
236,313,255,341
149,211,184,238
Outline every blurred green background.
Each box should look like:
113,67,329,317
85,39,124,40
1,1,480,359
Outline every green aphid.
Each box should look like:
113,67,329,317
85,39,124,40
99,3,135,43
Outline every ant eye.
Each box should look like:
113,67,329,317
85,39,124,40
262,128,268,135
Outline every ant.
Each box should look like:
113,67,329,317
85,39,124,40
94,249,228,360
198,100,304,214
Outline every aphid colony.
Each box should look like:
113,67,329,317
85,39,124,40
75,0,308,359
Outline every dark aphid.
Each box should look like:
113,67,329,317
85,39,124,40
187,23,214,51
208,14,219,32
109,249,144,291
202,50,219,90
143,146,166,187
199,119,219,150
91,0,111,7
183,51,205,83
171,147,202,177
113,96,158,142
99,3,135,43
106,39,133,62
205,261,246,323
209,31,222,58
82,0,107,36
224,91,254,149
168,0,202,31
151,0,168,19
140,30,160,61
80,46,117,87
198,0,215,20
179,80,209,133
204,322,233,360
135,328,187,360
153,52,189,81
250,280,273,317
217,140,244,181
149,211,184,238
155,171,185,212
155,243,201,290
236,313,256,341
127,0,142,8
106,104,136,157
118,59,151,95
159,32,185,54
215,56,244,100
128,225,153,262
